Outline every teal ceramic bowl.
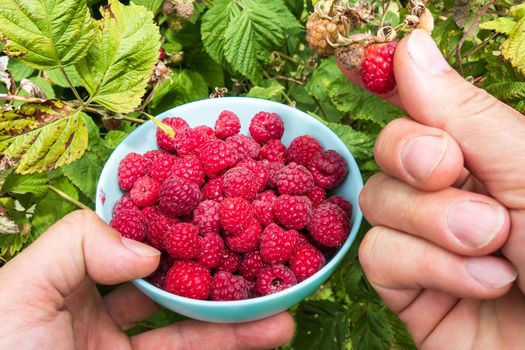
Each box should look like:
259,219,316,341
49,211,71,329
96,97,363,323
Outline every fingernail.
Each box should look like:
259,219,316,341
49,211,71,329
466,257,516,288
447,201,504,248
401,135,447,181
121,237,161,257
407,29,451,74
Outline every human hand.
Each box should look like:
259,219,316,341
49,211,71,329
0,210,294,350
341,29,525,349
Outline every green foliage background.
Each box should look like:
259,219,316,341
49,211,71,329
1,0,524,348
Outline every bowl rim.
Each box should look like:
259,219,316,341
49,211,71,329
97,97,364,306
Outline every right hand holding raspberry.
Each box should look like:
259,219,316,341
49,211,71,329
346,29,525,348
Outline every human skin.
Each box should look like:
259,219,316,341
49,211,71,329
0,210,295,350
339,29,525,349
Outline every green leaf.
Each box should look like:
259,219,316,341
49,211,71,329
62,152,102,199
292,300,349,350
0,103,89,174
1,173,48,196
485,81,525,101
7,59,35,81
305,59,343,123
260,0,302,30
76,0,161,113
0,0,95,70
29,77,56,99
103,130,128,151
511,3,525,20
46,66,84,88
479,17,516,35
187,51,225,88
132,0,164,13
502,16,525,75
349,304,394,350
247,79,285,100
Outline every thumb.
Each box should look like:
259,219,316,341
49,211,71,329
395,29,525,208
1,210,160,298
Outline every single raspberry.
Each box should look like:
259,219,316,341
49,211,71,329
236,160,268,192
360,41,398,94
308,202,350,247
253,190,277,227
118,153,151,191
211,271,249,301
198,139,238,177
274,195,312,230
225,219,262,253
326,195,353,217
174,127,207,157
249,112,284,144
159,176,202,217
219,197,254,235
113,195,138,214
172,155,205,186
286,135,322,167
309,150,348,189
156,117,189,152
110,209,147,241
130,176,161,207
163,223,200,259
193,200,221,235
217,249,241,273
290,243,326,282
226,134,260,160
198,233,225,268
223,167,258,201
260,139,287,163
276,163,314,195
141,205,161,221
260,223,298,264
143,150,165,163
265,161,285,188
306,186,326,207
215,110,241,140
165,261,212,300
194,125,216,140
239,251,266,281
202,176,225,202
148,153,176,183
306,12,352,57
146,213,179,250
256,265,297,296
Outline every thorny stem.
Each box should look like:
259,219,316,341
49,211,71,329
380,0,393,27
59,66,84,105
49,185,91,211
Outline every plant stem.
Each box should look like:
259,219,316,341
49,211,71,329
49,185,91,210
0,94,47,103
274,75,304,85
380,0,393,27
122,115,146,124
59,66,84,105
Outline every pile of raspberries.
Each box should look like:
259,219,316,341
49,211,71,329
110,110,352,301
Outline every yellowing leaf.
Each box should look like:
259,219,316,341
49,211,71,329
76,0,161,113
479,17,516,35
0,0,95,70
502,17,525,76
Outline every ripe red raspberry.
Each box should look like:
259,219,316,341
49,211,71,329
260,139,287,163
118,153,151,191
290,243,326,282
113,195,137,214
143,150,165,162
202,176,224,202
149,152,177,182
249,112,284,144
224,219,262,253
159,176,202,217
141,205,161,221
236,160,268,192
276,163,314,195
223,167,258,200
156,117,189,152
194,125,216,140
306,186,326,207
239,251,266,281
253,190,277,227
274,195,312,230
130,176,161,207
198,233,225,268
219,197,254,235
110,209,147,241
286,135,322,167
174,127,207,157
295,233,310,247
165,261,212,300
217,249,241,273
265,161,285,188
215,110,241,140
146,213,179,250
163,223,200,259
360,41,398,94
309,150,348,189
211,271,249,301
193,200,220,235
226,134,260,160
308,202,350,247
256,265,297,296
172,155,205,186
260,223,298,264
326,195,353,217
198,139,238,177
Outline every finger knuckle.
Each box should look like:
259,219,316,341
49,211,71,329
449,86,500,125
